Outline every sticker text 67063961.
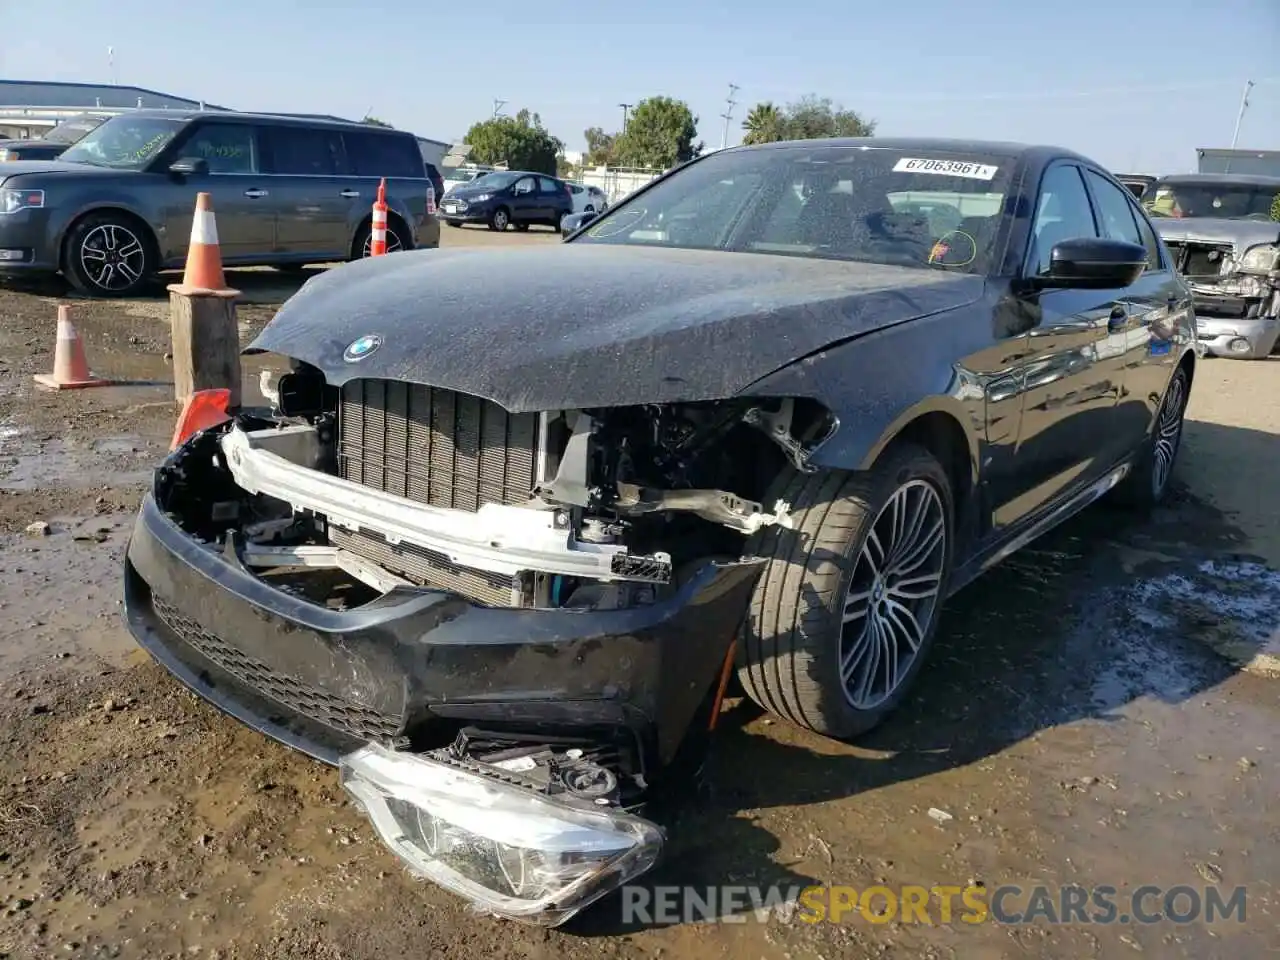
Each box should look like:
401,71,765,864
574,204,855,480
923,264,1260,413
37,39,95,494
893,157,999,181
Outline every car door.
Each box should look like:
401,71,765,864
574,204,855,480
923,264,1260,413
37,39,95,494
162,121,274,261
260,124,350,260
539,176,566,221
1082,168,1188,447
510,176,539,223
992,162,1132,531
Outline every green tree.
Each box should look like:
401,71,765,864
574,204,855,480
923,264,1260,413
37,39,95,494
613,96,701,170
741,101,786,145
583,126,617,167
362,116,393,128
780,95,875,140
463,109,565,175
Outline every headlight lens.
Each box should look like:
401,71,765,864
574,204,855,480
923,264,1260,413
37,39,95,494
340,744,664,926
0,188,44,214
471,192,493,202
1239,244,1279,273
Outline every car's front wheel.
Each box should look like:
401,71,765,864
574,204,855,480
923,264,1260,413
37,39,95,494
489,207,511,231
355,221,406,258
63,212,153,298
1114,364,1190,507
739,444,954,739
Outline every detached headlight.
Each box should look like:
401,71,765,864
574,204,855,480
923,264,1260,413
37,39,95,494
341,745,664,926
1239,243,1279,274
0,187,43,214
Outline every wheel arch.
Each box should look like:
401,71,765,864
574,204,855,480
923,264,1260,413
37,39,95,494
348,208,414,259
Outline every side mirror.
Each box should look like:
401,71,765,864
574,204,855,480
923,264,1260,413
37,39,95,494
1037,237,1148,290
561,210,597,234
169,157,209,177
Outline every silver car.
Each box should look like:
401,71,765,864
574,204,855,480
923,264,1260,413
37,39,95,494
1145,173,1280,359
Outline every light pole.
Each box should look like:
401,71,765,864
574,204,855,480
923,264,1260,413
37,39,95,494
618,103,632,131
720,83,739,150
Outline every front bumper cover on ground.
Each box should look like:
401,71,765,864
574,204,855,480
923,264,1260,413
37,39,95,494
123,493,763,766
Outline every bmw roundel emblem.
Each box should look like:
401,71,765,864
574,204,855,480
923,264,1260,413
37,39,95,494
343,334,383,363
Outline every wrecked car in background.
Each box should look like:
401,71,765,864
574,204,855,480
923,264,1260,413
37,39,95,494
124,138,1196,925
1143,173,1280,359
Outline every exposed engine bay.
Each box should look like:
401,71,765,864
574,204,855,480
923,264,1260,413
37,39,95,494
157,360,834,612
1164,237,1280,319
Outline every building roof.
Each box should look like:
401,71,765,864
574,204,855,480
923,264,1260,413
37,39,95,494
0,79,229,111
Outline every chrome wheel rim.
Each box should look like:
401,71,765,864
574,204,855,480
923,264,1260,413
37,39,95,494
361,227,404,257
1153,373,1186,494
80,223,145,291
841,479,946,710
493,210,508,230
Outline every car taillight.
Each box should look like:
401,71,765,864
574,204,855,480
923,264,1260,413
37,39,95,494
426,184,437,215
170,388,232,451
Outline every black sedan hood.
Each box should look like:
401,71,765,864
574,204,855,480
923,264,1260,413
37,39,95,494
248,245,984,412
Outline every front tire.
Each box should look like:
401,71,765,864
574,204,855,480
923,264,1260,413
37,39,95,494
489,207,511,231
354,221,406,259
739,444,954,739
63,213,153,298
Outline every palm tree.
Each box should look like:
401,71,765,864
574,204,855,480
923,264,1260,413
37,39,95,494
742,102,785,145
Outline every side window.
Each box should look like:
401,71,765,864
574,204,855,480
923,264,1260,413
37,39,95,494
343,132,421,178
513,176,536,195
1127,197,1165,271
1029,165,1097,276
262,126,341,176
1085,170,1144,246
178,123,258,174
538,176,561,193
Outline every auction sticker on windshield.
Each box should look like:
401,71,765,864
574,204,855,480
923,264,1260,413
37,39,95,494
893,158,999,180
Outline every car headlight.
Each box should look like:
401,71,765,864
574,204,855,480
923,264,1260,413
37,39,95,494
0,188,43,214
340,744,664,926
470,193,493,202
1238,243,1279,274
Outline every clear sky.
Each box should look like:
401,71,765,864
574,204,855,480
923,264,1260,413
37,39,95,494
4,0,1278,175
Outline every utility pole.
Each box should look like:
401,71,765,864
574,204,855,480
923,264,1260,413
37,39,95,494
492,98,507,120
719,83,740,150
1223,79,1254,172
618,103,632,131
107,46,117,86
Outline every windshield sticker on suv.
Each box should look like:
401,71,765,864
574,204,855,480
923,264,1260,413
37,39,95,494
893,158,999,180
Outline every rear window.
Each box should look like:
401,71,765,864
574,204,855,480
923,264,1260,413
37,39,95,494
262,125,342,176
343,130,423,178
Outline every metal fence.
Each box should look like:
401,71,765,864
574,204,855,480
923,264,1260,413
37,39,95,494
577,165,663,205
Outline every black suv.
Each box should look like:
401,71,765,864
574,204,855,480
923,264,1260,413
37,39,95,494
0,110,440,296
439,170,574,231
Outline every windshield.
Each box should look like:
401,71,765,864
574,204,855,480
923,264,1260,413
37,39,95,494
59,116,185,170
573,145,1013,273
1142,180,1280,221
470,171,519,189
445,168,488,183
42,117,104,145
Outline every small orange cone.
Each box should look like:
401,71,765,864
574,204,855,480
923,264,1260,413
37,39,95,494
33,304,110,390
370,179,388,256
168,192,238,297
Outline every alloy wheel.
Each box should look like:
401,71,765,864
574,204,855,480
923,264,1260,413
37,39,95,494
493,209,509,231
841,479,947,710
79,223,145,292
1152,373,1186,495
362,227,404,258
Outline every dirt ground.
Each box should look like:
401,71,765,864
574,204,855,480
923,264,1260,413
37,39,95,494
1,231,1277,960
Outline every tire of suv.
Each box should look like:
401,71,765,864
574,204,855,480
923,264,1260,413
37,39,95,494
1112,364,1190,509
63,212,154,298
489,207,511,231
738,443,955,739
352,221,407,259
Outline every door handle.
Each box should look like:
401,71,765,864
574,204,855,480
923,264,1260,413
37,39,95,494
243,188,268,199
340,189,360,199
1107,306,1127,331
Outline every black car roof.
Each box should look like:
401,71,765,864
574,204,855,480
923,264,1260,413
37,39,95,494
1155,172,1280,187
110,109,417,135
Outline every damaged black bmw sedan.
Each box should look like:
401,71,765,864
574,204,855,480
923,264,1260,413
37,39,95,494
123,138,1196,924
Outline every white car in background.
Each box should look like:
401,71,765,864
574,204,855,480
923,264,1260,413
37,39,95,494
568,182,609,214
442,166,495,196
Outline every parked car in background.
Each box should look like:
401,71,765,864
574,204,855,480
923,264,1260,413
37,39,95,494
567,181,609,214
1116,173,1155,198
441,164,495,194
125,137,1194,926
0,109,440,297
438,169,574,231
1142,172,1280,359
0,113,110,162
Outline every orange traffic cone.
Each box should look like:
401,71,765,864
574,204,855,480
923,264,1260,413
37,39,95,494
169,192,237,296
33,304,110,390
370,179,388,256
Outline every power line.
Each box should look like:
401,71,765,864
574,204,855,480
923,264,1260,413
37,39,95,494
719,83,739,150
